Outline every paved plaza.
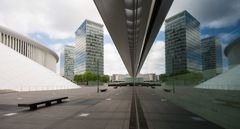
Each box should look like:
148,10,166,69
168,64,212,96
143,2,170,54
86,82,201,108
0,86,224,129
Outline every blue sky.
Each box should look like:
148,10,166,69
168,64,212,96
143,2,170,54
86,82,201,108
201,20,240,44
28,32,74,46
0,0,239,75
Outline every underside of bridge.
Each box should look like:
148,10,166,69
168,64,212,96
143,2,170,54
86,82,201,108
94,0,173,77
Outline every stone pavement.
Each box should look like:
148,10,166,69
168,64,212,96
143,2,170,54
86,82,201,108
0,86,224,129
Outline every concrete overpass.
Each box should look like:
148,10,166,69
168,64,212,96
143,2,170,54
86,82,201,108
93,0,173,77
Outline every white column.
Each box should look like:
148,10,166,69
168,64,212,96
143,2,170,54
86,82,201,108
19,40,21,53
4,34,6,45
24,42,26,56
21,40,24,54
12,37,15,49
23,41,25,55
0,32,2,43
26,43,28,57
25,42,27,56
21,40,24,55
8,36,11,47
7,35,9,47
29,44,31,58
17,39,19,52
21,40,23,54
10,37,12,48
31,44,33,59
27,43,29,58
33,46,36,60
15,38,17,51
13,38,16,50
2,34,5,44
26,42,28,57
32,46,34,60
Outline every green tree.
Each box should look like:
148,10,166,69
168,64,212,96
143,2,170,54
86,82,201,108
74,72,110,85
83,71,97,85
101,75,110,83
74,74,83,85
159,74,168,82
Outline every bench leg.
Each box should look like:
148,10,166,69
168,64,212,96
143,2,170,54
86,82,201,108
30,105,37,110
57,100,62,103
46,102,51,106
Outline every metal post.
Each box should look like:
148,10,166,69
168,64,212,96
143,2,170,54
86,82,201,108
172,55,175,94
133,75,135,87
97,59,99,93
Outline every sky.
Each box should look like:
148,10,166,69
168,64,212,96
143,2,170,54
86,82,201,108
0,0,239,75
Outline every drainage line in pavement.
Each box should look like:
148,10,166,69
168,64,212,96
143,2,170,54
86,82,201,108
129,87,138,129
129,87,149,129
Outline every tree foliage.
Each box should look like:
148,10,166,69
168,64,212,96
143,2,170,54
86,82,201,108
74,71,110,85
160,71,203,83
101,75,110,83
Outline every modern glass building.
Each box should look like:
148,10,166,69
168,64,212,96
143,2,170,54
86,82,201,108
165,10,202,75
60,45,75,81
224,37,240,69
74,19,104,75
202,37,223,74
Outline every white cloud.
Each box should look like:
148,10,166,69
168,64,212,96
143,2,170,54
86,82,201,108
1,0,237,41
104,41,166,75
167,0,240,29
0,0,238,75
140,41,165,75
0,0,106,39
104,43,128,75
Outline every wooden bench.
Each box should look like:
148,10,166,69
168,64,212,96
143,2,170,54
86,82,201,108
163,89,172,92
18,97,68,110
100,89,108,92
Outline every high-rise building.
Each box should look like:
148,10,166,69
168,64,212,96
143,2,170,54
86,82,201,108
202,37,222,74
60,45,75,81
224,37,240,69
74,19,104,75
165,10,202,75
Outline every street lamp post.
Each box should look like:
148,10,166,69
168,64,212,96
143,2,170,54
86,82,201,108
97,59,99,93
172,54,175,94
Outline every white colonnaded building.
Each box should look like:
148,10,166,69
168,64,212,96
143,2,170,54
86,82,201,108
0,25,58,72
0,25,79,91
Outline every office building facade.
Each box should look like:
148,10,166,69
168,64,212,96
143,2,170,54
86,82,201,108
202,37,222,74
165,10,202,75
60,45,75,80
74,20,104,75
111,73,157,82
224,37,240,69
0,25,58,72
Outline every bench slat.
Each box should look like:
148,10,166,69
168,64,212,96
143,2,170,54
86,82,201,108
18,97,68,110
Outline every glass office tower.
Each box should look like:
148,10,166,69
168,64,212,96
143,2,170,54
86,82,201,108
165,10,202,75
202,37,223,75
60,45,75,81
74,19,104,75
